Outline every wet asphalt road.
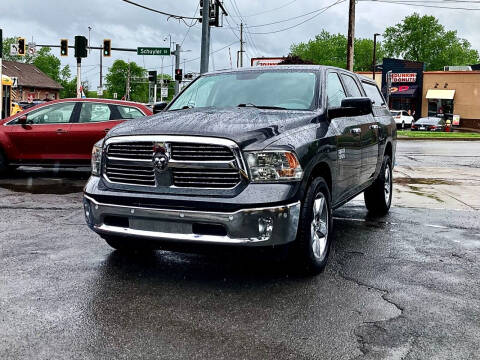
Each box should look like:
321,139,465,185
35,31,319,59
1,140,480,360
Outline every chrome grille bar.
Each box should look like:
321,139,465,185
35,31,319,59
103,136,246,189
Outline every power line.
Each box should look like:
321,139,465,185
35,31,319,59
181,2,201,46
248,0,345,35
230,0,297,17
363,0,480,9
184,41,238,65
120,0,200,22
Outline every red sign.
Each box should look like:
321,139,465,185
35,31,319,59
390,85,411,93
251,57,285,67
391,73,417,83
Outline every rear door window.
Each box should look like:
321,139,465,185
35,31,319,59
326,72,347,108
117,106,145,119
362,82,385,106
341,74,362,97
79,103,112,123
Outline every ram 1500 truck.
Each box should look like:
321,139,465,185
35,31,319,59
83,66,396,274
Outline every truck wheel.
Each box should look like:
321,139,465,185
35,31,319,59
292,177,333,275
364,155,392,216
102,235,156,253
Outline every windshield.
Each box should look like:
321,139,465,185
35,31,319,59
417,118,442,125
168,71,318,111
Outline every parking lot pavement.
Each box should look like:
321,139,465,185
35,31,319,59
1,140,480,359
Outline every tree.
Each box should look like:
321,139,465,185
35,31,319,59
1,36,36,63
105,60,148,103
383,13,479,70
290,30,385,71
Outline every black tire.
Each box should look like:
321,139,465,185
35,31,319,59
364,155,393,216
102,235,156,253
291,177,333,275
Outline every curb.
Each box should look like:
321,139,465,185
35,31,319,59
398,137,480,141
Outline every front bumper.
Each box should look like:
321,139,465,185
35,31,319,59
83,194,301,247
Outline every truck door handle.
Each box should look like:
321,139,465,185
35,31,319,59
350,128,361,134
56,129,67,134
370,124,379,129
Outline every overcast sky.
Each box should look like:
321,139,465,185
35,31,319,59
1,0,479,89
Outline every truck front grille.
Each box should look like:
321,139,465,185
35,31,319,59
171,143,235,161
104,136,245,189
105,163,156,186
107,142,153,160
172,168,241,188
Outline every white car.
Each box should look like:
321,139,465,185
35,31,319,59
390,110,414,128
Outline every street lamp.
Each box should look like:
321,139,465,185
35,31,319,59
163,34,173,78
372,33,381,80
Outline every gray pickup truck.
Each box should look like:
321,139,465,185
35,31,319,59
83,65,396,274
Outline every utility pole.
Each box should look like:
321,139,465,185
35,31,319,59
76,58,82,98
0,28,3,119
126,62,131,100
239,23,244,67
99,43,103,89
200,0,211,73
174,43,181,95
346,0,355,71
372,33,380,80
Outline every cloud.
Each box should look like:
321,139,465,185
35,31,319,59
1,0,478,88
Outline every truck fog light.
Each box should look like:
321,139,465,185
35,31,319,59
258,217,273,240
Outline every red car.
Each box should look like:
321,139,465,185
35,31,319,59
0,98,152,172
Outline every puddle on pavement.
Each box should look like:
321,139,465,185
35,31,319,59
394,177,456,185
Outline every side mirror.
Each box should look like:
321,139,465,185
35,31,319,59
328,97,373,120
152,102,168,114
18,115,28,125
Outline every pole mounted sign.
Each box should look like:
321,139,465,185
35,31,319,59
137,47,170,56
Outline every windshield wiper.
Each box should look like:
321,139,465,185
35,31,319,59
169,105,195,111
237,103,287,110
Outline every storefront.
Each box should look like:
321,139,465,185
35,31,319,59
422,71,480,129
382,58,425,119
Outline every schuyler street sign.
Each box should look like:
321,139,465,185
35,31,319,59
137,47,170,56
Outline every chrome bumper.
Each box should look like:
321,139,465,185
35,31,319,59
83,195,301,247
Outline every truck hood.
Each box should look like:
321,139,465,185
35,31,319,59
107,107,319,149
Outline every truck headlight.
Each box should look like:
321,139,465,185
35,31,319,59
91,140,103,176
245,151,303,182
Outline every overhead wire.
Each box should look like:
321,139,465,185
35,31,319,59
229,0,297,18
120,0,200,25
363,0,480,8
248,0,346,35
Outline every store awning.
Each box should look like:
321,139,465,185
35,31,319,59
426,89,455,100
390,85,418,97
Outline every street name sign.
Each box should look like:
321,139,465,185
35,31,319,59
137,47,170,56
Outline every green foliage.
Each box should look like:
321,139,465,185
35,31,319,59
290,30,385,71
105,60,148,102
1,36,36,63
383,13,479,70
60,77,77,98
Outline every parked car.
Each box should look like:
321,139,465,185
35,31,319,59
83,66,396,275
11,102,23,116
411,117,445,131
0,98,152,172
390,110,414,129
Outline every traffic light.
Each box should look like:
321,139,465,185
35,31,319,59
60,39,68,57
103,39,111,57
74,35,88,58
175,69,183,81
148,71,157,83
17,38,26,56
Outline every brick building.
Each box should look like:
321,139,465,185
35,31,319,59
2,60,63,102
